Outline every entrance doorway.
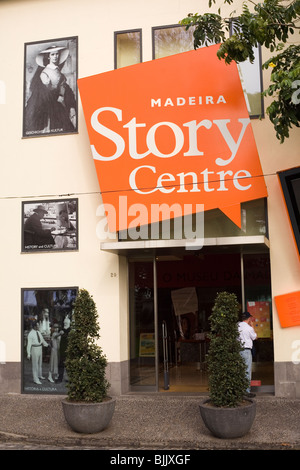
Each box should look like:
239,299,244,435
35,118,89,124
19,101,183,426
129,251,274,393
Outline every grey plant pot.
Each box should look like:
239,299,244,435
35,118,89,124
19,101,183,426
199,398,256,439
62,396,116,434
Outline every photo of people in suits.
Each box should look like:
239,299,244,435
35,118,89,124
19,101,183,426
22,288,77,394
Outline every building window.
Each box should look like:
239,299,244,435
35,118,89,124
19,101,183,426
230,21,264,119
114,29,142,69
278,167,300,256
235,47,264,118
152,24,195,59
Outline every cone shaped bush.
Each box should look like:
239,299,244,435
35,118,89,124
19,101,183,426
207,291,248,407
65,288,110,402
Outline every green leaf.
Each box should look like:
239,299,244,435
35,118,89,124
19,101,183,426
65,289,110,402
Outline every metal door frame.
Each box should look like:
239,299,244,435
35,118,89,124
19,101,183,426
126,240,271,392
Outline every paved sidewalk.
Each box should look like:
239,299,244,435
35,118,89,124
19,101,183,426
0,393,299,450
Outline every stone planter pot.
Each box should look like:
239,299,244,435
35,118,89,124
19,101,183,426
62,397,116,434
199,398,256,439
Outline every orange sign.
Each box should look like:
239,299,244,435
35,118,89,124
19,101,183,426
275,291,300,328
78,45,267,232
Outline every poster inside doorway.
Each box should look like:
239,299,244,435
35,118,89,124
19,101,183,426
171,287,198,317
247,301,271,338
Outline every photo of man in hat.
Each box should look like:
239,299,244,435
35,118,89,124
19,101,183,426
23,37,77,136
22,199,78,252
27,320,49,385
23,204,55,248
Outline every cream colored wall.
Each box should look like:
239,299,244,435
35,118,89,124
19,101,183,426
252,115,300,363
0,195,120,363
0,0,122,363
254,122,300,362
0,0,299,368
252,43,300,363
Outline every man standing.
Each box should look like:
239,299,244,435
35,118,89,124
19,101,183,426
238,311,257,398
27,321,49,385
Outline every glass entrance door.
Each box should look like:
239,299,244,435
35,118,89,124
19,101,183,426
129,251,274,393
156,253,243,392
243,253,274,392
129,259,157,390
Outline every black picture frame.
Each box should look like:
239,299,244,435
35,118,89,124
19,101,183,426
23,36,78,137
22,287,78,395
22,199,78,252
114,29,142,69
278,167,300,256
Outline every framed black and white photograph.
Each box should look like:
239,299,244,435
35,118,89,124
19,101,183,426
22,287,78,395
23,36,78,137
22,199,78,252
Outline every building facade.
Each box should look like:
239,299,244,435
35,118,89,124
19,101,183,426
0,0,299,398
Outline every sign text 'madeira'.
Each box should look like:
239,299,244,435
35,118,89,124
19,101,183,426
151,95,227,107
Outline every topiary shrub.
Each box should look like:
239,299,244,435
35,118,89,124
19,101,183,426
65,288,110,402
207,291,248,407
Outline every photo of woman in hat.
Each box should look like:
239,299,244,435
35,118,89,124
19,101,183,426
23,37,77,136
